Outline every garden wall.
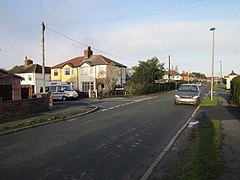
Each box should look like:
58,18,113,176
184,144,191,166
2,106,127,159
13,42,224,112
0,95,50,121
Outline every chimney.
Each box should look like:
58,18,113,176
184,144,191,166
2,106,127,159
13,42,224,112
84,46,93,59
24,56,33,66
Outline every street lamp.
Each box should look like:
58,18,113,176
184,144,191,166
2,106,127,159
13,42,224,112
210,27,215,100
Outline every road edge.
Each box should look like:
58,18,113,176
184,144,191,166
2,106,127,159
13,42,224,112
140,105,201,180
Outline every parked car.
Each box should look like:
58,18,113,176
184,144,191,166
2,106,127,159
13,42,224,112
196,82,203,87
40,82,78,100
174,84,201,105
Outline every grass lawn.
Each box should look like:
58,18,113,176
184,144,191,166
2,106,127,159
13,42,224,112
201,96,219,106
163,119,223,180
0,116,64,132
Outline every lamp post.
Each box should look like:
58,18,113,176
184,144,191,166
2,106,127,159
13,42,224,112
210,27,215,100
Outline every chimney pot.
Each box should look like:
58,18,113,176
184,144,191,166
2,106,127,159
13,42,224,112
24,56,33,66
84,46,93,59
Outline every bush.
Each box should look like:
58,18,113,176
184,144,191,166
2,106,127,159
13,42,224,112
133,82,177,95
230,76,240,105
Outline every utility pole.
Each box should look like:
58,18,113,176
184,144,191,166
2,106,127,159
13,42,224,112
220,60,223,83
168,55,170,82
210,27,215,101
42,22,46,93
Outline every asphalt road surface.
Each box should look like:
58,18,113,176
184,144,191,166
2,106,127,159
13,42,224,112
0,85,208,180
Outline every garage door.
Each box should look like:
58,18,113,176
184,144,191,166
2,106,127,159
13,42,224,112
0,85,12,101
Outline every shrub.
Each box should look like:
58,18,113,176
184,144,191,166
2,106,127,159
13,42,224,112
230,76,240,105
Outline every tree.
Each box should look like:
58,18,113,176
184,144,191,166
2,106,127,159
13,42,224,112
131,57,164,84
98,63,121,93
192,72,206,79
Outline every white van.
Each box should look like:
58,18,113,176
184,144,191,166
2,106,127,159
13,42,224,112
41,82,78,100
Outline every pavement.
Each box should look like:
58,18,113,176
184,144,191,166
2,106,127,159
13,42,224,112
216,88,240,180
0,100,99,135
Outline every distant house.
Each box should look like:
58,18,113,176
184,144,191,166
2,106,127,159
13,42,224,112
8,57,51,98
162,70,182,81
225,70,238,90
181,71,196,82
0,69,22,101
51,46,127,94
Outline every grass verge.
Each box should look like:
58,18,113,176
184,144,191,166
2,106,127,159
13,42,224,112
163,119,223,180
0,115,65,132
201,96,219,106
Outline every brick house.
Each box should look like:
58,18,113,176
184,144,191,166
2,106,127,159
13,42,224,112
0,68,22,101
8,57,51,98
181,71,196,82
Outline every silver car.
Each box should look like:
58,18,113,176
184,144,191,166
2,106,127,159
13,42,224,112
174,84,201,105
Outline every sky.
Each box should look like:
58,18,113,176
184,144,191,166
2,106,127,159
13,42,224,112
0,0,240,77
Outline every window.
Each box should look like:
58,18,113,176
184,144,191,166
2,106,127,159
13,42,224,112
90,67,93,74
82,82,94,92
54,69,58,76
98,66,103,73
64,68,71,76
81,67,89,75
28,74,32,81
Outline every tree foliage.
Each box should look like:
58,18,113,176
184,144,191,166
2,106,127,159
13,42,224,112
131,57,164,84
192,72,206,79
230,75,240,105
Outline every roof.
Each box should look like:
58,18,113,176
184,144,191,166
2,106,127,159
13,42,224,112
0,68,23,79
8,64,50,74
51,55,127,69
164,70,180,76
51,56,85,68
228,70,238,76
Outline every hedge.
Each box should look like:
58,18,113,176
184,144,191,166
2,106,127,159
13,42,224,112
230,75,240,105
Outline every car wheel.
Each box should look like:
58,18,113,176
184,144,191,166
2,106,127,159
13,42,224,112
62,96,67,101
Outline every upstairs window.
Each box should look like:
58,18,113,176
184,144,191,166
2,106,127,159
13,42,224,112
64,68,71,76
28,74,32,81
54,69,58,76
81,67,89,75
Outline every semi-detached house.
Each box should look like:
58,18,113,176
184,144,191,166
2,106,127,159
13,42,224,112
51,47,127,94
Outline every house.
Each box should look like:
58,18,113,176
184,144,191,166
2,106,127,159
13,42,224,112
8,57,51,98
225,70,238,90
0,68,22,101
163,70,182,81
51,46,127,94
181,71,196,82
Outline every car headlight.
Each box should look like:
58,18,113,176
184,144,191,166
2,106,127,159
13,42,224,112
175,95,180,98
193,95,199,99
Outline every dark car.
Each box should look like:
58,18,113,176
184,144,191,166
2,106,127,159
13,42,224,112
174,84,201,105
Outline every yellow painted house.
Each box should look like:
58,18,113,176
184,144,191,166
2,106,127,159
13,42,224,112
51,47,127,92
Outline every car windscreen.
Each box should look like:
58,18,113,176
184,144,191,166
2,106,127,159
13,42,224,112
63,86,73,91
178,85,198,92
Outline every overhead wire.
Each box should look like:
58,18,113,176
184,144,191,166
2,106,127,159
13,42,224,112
46,26,126,60
40,0,44,22
46,0,61,21
47,0,228,26
0,25,40,37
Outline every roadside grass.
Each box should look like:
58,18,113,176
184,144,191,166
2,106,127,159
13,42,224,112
201,96,219,106
0,115,65,132
163,119,223,180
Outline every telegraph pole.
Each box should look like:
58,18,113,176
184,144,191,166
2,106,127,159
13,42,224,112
42,22,46,93
168,55,170,82
220,60,223,83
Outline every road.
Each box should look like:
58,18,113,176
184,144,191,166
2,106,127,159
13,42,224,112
0,85,209,180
